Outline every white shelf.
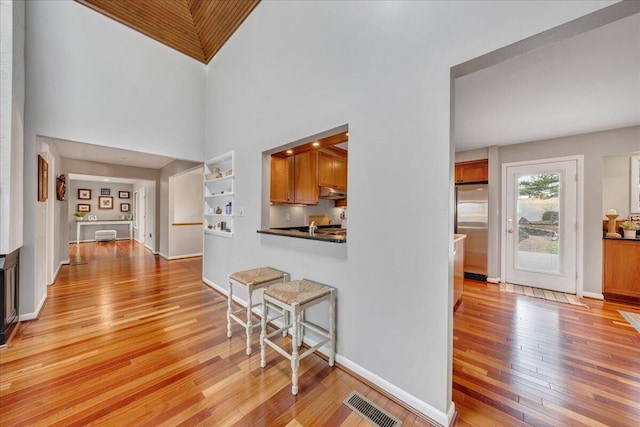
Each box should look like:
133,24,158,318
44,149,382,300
204,213,233,218
204,174,234,183
204,228,233,238
204,192,234,198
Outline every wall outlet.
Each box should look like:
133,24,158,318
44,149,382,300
285,213,290,221
149,233,152,238
237,207,244,217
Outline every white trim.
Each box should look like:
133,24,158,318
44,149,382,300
144,244,156,253
201,277,449,427
582,291,604,300
486,277,501,284
501,155,584,295
157,252,169,260
49,259,70,285
69,238,131,244
19,292,47,321
163,252,203,260
337,353,450,426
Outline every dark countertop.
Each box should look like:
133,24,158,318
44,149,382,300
603,236,640,242
257,225,346,243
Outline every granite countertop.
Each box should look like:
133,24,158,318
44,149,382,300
257,225,346,243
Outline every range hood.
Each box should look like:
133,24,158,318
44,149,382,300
319,186,347,200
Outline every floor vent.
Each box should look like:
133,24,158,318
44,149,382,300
343,391,402,427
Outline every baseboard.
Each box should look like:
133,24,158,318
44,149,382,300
201,276,450,427
487,277,501,284
19,292,47,321
143,244,156,254
69,238,131,243
157,252,169,260
582,291,604,300
50,259,70,285
163,252,203,260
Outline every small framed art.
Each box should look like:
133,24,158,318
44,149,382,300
101,188,111,196
77,204,91,212
119,191,130,199
78,189,92,200
99,196,114,209
120,203,130,212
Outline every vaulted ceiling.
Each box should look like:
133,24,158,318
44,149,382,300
76,0,261,64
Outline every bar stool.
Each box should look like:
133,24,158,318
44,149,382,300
260,279,336,395
227,267,289,355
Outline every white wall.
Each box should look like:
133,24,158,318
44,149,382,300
603,152,640,218
22,0,206,321
202,1,614,424
0,0,24,254
498,126,640,296
167,167,204,258
68,180,134,242
159,160,203,258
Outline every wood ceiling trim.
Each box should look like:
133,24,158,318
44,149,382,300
75,0,260,64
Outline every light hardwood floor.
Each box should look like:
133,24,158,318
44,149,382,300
2,242,639,426
454,280,640,426
0,241,433,426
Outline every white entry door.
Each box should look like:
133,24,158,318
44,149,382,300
504,159,578,293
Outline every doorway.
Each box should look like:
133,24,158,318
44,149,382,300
502,158,579,293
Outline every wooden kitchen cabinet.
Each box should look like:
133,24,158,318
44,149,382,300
455,159,488,184
270,155,294,204
294,151,318,204
603,238,640,303
319,152,348,191
270,152,318,205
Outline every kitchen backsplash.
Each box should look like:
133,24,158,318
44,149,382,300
270,199,346,228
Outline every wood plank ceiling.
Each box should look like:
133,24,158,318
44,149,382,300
76,0,261,64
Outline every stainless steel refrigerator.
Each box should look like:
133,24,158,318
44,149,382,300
455,184,488,280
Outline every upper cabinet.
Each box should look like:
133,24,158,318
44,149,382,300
293,151,318,205
270,151,318,205
270,155,294,204
319,152,348,191
455,159,488,184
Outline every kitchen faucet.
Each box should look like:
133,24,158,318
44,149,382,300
309,221,317,237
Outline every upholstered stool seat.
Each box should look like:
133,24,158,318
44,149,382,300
260,279,336,395
227,267,288,355
95,230,116,242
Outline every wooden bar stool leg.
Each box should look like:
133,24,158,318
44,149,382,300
260,298,267,368
245,284,254,355
329,289,336,366
291,302,300,395
227,280,234,338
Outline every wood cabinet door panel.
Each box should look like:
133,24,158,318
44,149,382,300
294,151,318,204
270,155,293,203
455,159,488,184
333,156,347,191
318,152,333,188
603,239,640,302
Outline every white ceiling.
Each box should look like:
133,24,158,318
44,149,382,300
67,173,147,184
455,13,640,152
45,136,177,169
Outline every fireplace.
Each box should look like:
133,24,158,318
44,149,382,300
0,247,20,346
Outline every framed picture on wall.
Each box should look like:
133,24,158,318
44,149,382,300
119,191,130,199
101,188,111,195
99,196,114,209
78,189,92,200
120,203,130,212
77,204,91,212
37,155,48,202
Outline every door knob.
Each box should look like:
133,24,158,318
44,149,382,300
508,229,514,234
